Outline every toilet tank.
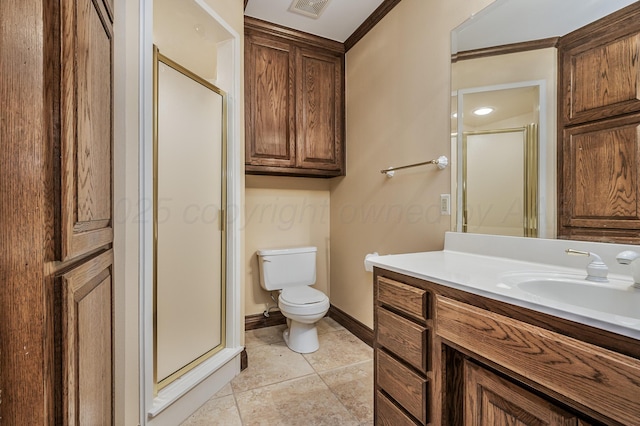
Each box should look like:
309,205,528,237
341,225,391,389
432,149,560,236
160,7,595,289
257,246,317,290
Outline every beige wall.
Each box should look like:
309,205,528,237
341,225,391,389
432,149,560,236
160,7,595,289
244,176,331,316
329,0,494,328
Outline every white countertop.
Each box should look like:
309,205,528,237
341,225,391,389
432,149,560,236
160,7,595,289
367,232,640,340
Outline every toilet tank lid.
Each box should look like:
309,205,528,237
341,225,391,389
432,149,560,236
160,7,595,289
257,246,317,256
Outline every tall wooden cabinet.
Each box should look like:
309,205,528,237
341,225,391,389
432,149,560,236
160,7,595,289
0,0,114,423
244,17,345,177
558,2,640,243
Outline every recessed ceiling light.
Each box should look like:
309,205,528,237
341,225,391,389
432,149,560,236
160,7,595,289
473,107,494,116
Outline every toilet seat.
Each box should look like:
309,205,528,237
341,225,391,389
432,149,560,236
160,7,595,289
279,287,329,316
280,286,326,304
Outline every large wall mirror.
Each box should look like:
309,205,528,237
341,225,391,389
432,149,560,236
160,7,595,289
450,0,638,239
153,48,227,391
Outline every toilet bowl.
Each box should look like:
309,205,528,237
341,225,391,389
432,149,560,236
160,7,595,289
278,286,330,353
257,247,329,353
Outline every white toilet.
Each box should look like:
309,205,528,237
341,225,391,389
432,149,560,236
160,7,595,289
257,246,329,353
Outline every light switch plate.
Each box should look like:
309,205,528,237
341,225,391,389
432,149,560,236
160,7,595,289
440,194,451,215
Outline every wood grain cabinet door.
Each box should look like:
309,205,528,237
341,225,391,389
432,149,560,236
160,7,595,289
561,32,640,125
464,360,578,426
559,5,640,126
57,250,113,425
559,114,640,240
245,33,296,168
295,47,344,172
60,0,114,261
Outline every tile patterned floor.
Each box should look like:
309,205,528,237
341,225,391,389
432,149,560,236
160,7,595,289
181,318,374,426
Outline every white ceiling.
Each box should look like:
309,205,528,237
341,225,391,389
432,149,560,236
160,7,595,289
453,0,638,53
155,0,234,81
460,86,538,129
244,0,385,42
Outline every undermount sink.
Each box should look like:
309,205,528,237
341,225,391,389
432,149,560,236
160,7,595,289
500,272,640,320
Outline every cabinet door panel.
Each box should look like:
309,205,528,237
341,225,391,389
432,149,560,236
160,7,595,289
465,360,577,426
560,114,640,237
58,250,113,425
296,47,343,171
563,33,640,124
60,0,113,260
245,34,296,167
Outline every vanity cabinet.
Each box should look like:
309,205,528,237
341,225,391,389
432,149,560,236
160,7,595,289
558,2,640,243
244,17,345,177
373,268,640,426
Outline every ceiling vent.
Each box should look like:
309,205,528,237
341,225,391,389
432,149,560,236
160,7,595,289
288,0,332,19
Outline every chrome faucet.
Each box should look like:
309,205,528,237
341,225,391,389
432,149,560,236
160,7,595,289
565,249,609,282
616,251,640,288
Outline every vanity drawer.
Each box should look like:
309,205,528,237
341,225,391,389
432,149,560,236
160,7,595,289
378,276,428,321
436,295,640,425
377,307,428,372
377,349,429,424
376,390,420,426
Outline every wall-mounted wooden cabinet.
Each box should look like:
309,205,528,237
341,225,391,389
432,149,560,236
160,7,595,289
558,3,640,242
244,17,345,177
373,268,640,426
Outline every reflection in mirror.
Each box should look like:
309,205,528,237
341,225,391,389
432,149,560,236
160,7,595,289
461,100,539,238
451,50,554,238
458,85,540,237
451,0,638,55
450,0,637,239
